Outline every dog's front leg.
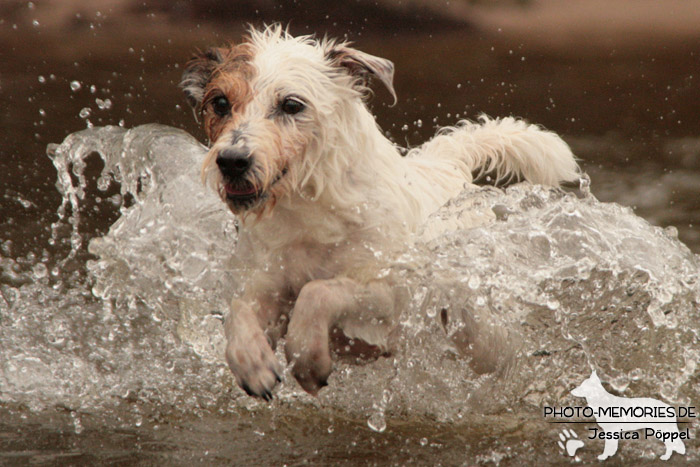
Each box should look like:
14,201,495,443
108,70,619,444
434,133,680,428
224,293,287,400
285,278,395,394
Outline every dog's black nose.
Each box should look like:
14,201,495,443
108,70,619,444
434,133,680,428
216,148,252,177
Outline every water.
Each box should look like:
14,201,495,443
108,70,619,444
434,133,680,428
2,124,699,463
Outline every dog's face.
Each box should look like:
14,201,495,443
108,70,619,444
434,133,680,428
180,26,396,217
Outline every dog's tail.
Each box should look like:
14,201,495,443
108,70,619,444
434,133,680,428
410,115,580,187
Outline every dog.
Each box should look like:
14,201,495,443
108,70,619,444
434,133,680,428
180,24,579,399
571,371,687,461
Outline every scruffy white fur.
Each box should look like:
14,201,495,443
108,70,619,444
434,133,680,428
181,25,579,398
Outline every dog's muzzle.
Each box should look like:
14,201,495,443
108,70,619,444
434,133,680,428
216,147,258,203
215,147,288,209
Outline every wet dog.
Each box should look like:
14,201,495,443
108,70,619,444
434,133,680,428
180,24,579,399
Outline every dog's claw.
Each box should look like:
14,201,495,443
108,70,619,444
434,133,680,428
241,382,255,397
226,328,284,400
239,381,274,401
239,379,276,401
289,360,332,396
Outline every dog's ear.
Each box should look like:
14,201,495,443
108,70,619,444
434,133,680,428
326,44,397,106
180,48,224,109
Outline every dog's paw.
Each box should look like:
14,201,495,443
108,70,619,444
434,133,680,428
290,355,332,395
285,331,332,395
226,331,283,401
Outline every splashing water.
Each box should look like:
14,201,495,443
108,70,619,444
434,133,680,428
2,125,699,443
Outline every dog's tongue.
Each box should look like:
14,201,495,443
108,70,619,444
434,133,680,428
225,182,256,196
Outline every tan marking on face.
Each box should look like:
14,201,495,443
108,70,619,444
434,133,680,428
200,43,256,143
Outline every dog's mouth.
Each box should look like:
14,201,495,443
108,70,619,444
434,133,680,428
224,180,258,199
223,168,288,207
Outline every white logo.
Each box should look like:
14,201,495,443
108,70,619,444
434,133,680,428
557,428,584,457
570,371,687,461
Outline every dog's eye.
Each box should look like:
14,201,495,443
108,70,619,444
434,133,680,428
212,96,230,117
280,97,305,115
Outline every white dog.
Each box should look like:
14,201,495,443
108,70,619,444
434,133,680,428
180,24,579,399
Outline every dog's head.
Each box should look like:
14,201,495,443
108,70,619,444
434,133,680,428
180,24,396,217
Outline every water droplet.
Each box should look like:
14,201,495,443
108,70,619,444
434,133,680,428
467,275,481,290
70,80,82,92
420,437,428,446
382,389,392,405
90,85,97,94
38,109,46,117
79,107,91,119
367,412,386,432
96,98,112,110
578,173,591,195
71,412,83,434
38,75,45,83
32,19,39,27
664,226,678,239
32,263,48,279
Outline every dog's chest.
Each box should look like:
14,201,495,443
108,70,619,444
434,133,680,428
241,207,384,292
278,242,345,290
